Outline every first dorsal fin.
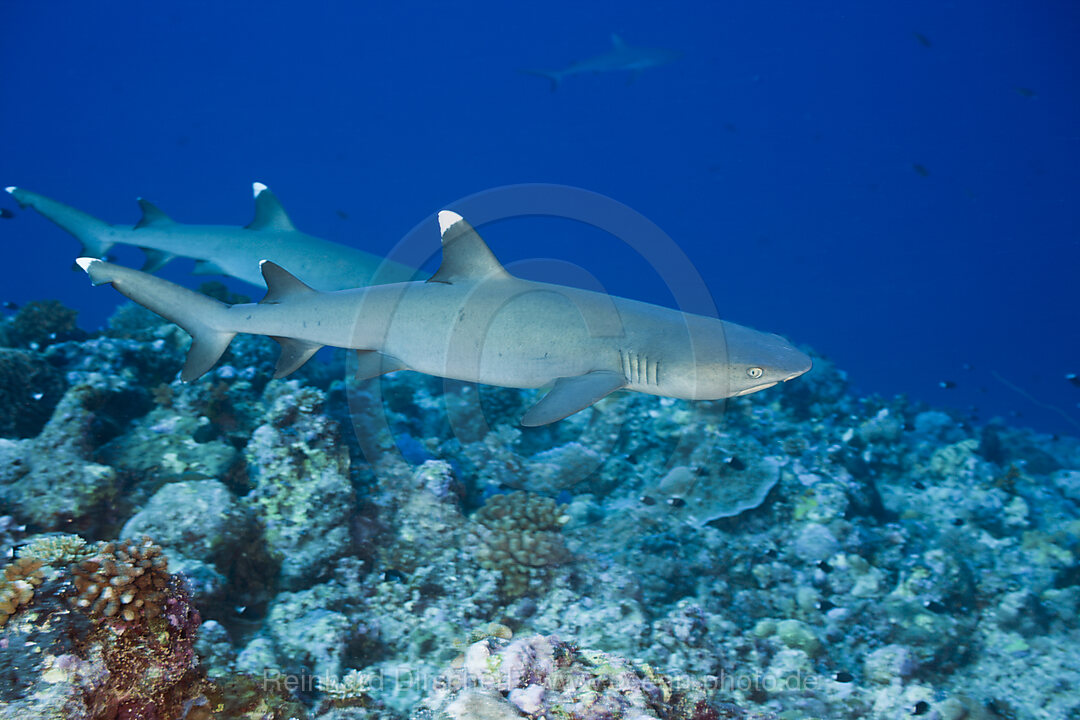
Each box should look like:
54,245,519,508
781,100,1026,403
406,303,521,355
247,182,296,232
259,260,315,304
134,198,174,229
428,211,510,285
611,33,627,49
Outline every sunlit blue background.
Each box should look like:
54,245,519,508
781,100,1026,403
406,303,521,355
2,1,1077,434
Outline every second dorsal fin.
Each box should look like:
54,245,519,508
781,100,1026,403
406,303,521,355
247,182,296,232
428,210,510,284
134,198,174,229
259,260,315,304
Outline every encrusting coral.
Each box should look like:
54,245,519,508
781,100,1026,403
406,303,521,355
469,491,570,597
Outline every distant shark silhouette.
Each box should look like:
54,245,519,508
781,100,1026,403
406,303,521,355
521,34,680,91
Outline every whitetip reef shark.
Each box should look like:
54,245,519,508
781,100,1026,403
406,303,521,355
76,210,811,426
521,34,681,91
5,184,416,290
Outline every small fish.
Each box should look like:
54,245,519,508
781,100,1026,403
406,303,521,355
0,208,14,219
2,301,17,311
1014,87,1036,98
335,209,349,220
939,380,956,389
913,164,930,177
1067,373,1080,388
382,569,407,583
724,455,746,471
912,32,932,48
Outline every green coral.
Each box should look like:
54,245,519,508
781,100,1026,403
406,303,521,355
19,533,93,567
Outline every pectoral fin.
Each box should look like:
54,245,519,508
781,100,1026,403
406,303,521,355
139,248,175,273
520,370,626,427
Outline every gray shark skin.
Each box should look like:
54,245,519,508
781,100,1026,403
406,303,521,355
5,184,417,290
522,34,681,91
76,210,811,426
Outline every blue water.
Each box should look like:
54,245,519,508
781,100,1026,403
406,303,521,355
2,1,1078,434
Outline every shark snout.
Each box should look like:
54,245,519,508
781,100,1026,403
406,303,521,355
770,334,813,381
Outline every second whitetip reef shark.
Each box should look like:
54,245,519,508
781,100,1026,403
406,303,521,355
76,210,811,426
6,183,416,290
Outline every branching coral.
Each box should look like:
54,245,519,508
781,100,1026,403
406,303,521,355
0,556,45,626
20,533,94,566
469,492,570,597
70,537,171,623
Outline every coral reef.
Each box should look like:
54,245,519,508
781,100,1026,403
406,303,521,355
244,381,356,589
425,633,749,720
0,382,126,532
1,297,1079,719
0,347,66,437
6,298,79,348
0,536,207,719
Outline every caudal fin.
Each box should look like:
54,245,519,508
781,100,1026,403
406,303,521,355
7,187,116,258
76,257,236,381
518,68,562,92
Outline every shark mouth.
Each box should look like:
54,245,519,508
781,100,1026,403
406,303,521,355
732,381,779,397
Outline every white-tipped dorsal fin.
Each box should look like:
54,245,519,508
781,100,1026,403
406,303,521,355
134,197,174,229
4,187,15,194
259,260,315,303
75,257,98,272
253,182,269,197
247,183,295,232
428,210,510,285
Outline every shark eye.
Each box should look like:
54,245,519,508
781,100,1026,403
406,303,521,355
747,367,764,379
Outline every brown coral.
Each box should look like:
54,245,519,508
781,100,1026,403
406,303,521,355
70,537,171,622
469,492,570,597
0,556,45,626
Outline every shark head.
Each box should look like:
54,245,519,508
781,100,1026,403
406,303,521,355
667,316,812,400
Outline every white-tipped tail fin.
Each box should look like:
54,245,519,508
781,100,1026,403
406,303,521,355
76,258,236,382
